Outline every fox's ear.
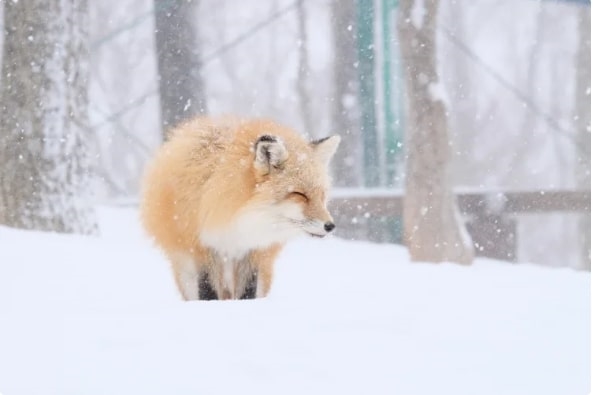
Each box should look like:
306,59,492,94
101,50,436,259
312,135,341,166
254,135,288,175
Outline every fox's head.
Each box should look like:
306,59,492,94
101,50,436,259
199,127,341,258
248,133,341,241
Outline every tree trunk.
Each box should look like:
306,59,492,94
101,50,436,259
0,0,97,234
331,0,362,187
296,0,313,135
154,0,207,139
397,0,474,264
575,7,591,271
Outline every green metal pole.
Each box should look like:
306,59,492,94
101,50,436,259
357,0,380,187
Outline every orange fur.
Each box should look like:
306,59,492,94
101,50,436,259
140,116,339,300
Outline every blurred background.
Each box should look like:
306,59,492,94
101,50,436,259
0,0,590,269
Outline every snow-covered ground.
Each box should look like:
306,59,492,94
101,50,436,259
0,207,589,395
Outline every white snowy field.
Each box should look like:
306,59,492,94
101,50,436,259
0,207,589,395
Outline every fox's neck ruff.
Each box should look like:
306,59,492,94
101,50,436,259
199,201,305,260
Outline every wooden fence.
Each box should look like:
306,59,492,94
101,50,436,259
329,190,591,262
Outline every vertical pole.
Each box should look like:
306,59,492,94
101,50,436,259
392,9,405,185
382,0,396,187
382,0,404,189
357,0,380,187
382,0,404,242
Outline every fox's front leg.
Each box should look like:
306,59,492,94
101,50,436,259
249,245,283,298
239,271,258,299
198,271,218,300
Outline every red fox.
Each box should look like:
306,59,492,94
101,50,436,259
140,117,340,300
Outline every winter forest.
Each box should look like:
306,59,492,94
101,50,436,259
0,0,591,394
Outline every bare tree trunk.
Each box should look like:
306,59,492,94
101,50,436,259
154,0,207,139
575,7,590,271
397,0,474,264
0,0,97,234
331,0,362,187
296,0,313,135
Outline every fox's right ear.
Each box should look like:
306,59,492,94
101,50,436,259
254,135,288,176
311,135,340,166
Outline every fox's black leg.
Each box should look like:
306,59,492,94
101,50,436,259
240,271,258,299
198,272,218,300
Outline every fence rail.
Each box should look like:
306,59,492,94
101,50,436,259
329,189,591,262
329,189,591,217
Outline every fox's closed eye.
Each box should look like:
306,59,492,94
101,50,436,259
289,191,309,201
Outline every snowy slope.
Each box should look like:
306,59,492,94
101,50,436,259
0,207,589,395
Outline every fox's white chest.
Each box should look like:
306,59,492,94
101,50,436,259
199,202,304,260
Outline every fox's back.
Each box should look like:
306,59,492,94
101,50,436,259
140,118,236,252
140,117,299,251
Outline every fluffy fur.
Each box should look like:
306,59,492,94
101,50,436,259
140,117,340,300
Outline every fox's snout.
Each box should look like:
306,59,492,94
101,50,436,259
299,204,336,238
310,221,335,238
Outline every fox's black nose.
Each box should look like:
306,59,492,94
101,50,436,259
324,222,335,233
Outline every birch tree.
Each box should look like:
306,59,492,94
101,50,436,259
0,0,97,234
397,0,473,264
154,0,207,139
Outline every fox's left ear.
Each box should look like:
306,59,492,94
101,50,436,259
311,135,341,166
254,134,289,176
